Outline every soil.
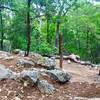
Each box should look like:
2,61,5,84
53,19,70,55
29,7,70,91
0,54,100,100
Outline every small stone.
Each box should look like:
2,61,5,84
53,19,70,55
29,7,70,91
14,97,21,100
23,81,28,87
80,82,82,84
94,67,98,70
0,89,2,92
67,60,71,64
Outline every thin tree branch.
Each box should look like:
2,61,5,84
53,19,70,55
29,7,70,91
63,0,77,16
0,6,18,12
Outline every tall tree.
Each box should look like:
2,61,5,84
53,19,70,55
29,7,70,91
25,0,31,56
55,0,77,48
45,0,55,44
0,9,4,50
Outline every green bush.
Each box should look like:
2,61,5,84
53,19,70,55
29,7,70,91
37,42,56,56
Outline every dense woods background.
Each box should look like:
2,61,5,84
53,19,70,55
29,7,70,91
0,0,100,63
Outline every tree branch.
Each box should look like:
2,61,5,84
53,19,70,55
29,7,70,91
63,0,77,16
0,5,18,12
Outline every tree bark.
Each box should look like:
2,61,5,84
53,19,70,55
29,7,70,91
47,17,50,43
76,28,80,52
86,29,89,60
25,0,31,56
55,21,60,48
0,9,4,50
59,32,63,69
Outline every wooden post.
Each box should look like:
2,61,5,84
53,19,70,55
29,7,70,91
59,32,63,69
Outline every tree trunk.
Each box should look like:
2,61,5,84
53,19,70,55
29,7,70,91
86,29,90,60
47,17,50,43
0,9,4,50
25,0,31,56
76,28,80,52
55,21,60,48
59,32,63,69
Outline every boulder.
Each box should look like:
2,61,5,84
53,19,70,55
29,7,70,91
12,49,25,56
18,50,25,56
0,64,14,80
30,53,43,62
45,69,71,83
30,53,55,69
30,53,44,65
41,57,55,70
16,59,35,67
12,49,20,54
19,69,40,85
37,80,55,94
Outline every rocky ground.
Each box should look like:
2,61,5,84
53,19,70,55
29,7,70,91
0,51,100,100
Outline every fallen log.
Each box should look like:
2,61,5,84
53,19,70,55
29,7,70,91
54,54,100,68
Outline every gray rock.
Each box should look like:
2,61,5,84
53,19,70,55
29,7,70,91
45,69,71,83
42,57,55,70
20,69,40,85
30,53,55,69
16,59,34,67
18,50,25,56
12,49,25,56
12,49,20,54
0,64,14,80
30,53,43,63
10,72,20,80
37,80,55,94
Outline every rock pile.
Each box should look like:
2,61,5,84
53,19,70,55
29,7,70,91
16,53,55,70
0,51,70,94
0,64,70,94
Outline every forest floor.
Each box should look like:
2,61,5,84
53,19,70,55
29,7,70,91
0,53,100,100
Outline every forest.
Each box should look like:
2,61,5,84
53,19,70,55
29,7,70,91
0,0,100,100
0,0,100,64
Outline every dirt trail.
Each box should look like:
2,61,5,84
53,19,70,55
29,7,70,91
56,59,100,83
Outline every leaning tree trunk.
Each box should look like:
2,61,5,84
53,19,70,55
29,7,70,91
0,9,4,50
55,21,60,48
25,0,31,56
